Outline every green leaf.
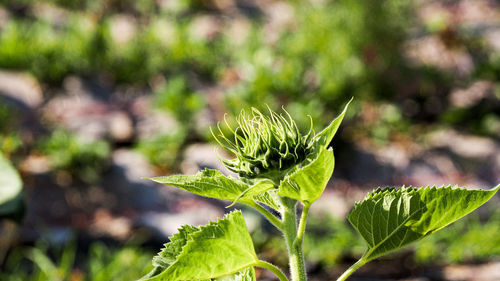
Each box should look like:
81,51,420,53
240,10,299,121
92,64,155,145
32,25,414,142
278,147,335,205
149,225,198,277
348,185,500,261
140,211,259,281
214,268,256,281
253,190,282,211
148,169,274,207
314,97,352,150
276,99,350,204
0,153,24,221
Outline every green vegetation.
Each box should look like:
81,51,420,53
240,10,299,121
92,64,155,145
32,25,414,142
1,0,499,171
415,204,500,264
38,130,111,183
1,0,499,279
303,215,365,269
154,76,205,127
141,105,499,281
0,102,22,156
2,211,500,280
0,241,153,281
0,152,24,221
256,200,500,271
135,129,186,172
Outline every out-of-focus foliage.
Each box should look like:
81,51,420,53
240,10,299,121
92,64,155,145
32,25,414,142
0,240,153,281
0,152,24,221
38,130,111,183
154,76,205,126
2,213,499,281
0,17,94,84
253,205,500,270
225,0,412,115
303,215,365,268
0,0,499,277
1,0,499,153
415,203,500,264
135,76,205,171
135,129,186,171
0,102,22,156
0,3,226,84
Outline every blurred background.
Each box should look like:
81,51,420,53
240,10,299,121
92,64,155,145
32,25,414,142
0,0,499,280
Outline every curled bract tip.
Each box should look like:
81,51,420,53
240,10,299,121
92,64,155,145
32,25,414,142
212,107,314,180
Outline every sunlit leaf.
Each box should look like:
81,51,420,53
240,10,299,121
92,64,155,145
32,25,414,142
278,147,334,205
314,97,352,150
348,185,500,261
140,211,258,281
253,190,282,211
148,169,274,207
0,153,24,221
214,267,256,281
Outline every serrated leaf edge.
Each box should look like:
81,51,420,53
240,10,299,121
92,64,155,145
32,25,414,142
349,184,500,261
278,147,334,204
145,210,258,281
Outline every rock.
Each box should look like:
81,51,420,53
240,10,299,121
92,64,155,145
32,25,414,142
109,14,137,46
140,199,223,238
263,1,295,44
0,6,10,28
38,227,73,246
180,143,235,176
103,149,168,210
405,36,474,77
401,153,464,187
225,18,251,46
400,129,500,187
343,146,398,187
485,29,500,52
449,81,494,108
135,110,178,140
189,15,220,41
18,154,51,174
0,71,43,108
212,0,236,11
32,2,69,27
89,208,132,241
427,129,498,159
490,153,500,184
456,0,500,24
443,261,500,281
194,107,217,136
43,77,135,142
311,190,350,219
43,80,107,141
109,111,133,142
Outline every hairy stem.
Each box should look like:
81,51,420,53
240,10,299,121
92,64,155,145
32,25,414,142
281,198,307,281
256,260,289,281
294,204,310,246
336,257,367,281
248,201,282,229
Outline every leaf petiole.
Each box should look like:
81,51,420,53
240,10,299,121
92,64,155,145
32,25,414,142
248,201,283,229
335,257,367,281
294,204,310,247
255,260,289,281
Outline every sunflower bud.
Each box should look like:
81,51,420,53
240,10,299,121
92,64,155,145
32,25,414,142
211,107,315,180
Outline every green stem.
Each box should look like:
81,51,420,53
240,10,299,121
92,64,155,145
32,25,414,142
248,201,282,229
294,204,310,246
256,260,289,281
335,257,367,281
281,198,307,281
